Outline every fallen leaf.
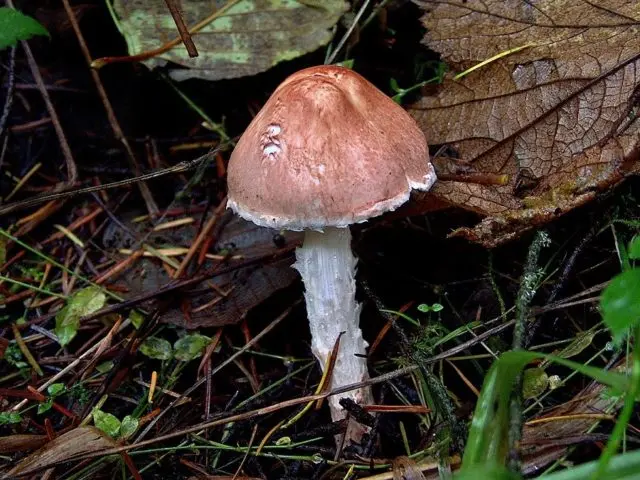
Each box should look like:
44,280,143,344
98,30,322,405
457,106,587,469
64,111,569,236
0,434,47,454
546,330,596,363
518,358,627,474
111,0,349,81
410,0,640,246
105,215,301,328
6,426,115,477
119,415,139,439
55,286,107,346
173,333,211,361
392,456,428,480
92,409,122,438
139,336,173,360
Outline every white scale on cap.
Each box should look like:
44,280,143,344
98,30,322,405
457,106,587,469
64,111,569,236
260,124,282,160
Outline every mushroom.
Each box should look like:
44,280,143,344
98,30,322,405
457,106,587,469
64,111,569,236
226,65,436,436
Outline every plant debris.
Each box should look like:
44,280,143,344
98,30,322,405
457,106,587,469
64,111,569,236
410,0,640,247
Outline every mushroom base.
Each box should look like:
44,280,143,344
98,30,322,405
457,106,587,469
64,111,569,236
293,227,373,432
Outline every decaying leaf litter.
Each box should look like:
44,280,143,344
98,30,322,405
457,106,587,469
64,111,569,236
410,0,640,247
0,0,639,479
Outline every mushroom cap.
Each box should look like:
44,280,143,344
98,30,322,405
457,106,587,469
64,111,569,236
227,65,436,230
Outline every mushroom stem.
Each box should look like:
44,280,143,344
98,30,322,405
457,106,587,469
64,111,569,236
293,227,373,429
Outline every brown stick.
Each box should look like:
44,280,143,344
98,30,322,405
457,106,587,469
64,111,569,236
5,0,77,187
92,0,242,68
61,0,159,216
163,0,198,57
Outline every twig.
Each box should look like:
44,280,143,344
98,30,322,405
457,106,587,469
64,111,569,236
10,319,128,411
10,318,518,473
513,231,550,350
232,424,257,480
0,153,213,217
508,230,550,473
0,45,16,139
163,0,198,57
11,323,43,376
21,49,77,186
173,196,227,278
325,0,371,65
4,0,78,187
134,300,302,442
526,225,598,345
92,0,242,67
61,0,159,216
64,365,422,464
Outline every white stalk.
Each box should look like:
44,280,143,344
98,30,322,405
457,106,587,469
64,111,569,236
293,227,373,427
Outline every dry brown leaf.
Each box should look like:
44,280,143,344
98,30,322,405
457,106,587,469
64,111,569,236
520,366,623,474
410,0,640,246
5,426,115,478
0,434,47,454
105,216,302,328
392,456,428,480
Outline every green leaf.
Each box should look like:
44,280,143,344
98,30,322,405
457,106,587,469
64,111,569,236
4,342,26,368
96,361,114,373
553,330,596,360
128,310,144,329
0,411,22,425
629,236,640,261
522,367,548,399
110,0,348,81
542,448,640,480
93,409,121,438
600,269,640,342
139,336,173,360
334,59,354,69
174,333,210,362
37,398,53,414
0,7,49,50
461,350,628,472
455,465,520,480
47,383,65,397
417,303,444,313
120,415,139,439
55,286,107,346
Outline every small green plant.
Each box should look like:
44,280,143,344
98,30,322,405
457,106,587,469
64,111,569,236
139,332,211,362
417,303,444,313
455,229,640,479
68,383,91,405
390,61,447,104
37,383,66,414
0,7,48,50
92,408,139,439
0,411,22,425
3,342,27,368
55,286,107,346
139,336,173,360
593,234,640,477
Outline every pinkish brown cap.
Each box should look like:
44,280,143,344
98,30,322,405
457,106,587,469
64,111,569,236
227,65,436,230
